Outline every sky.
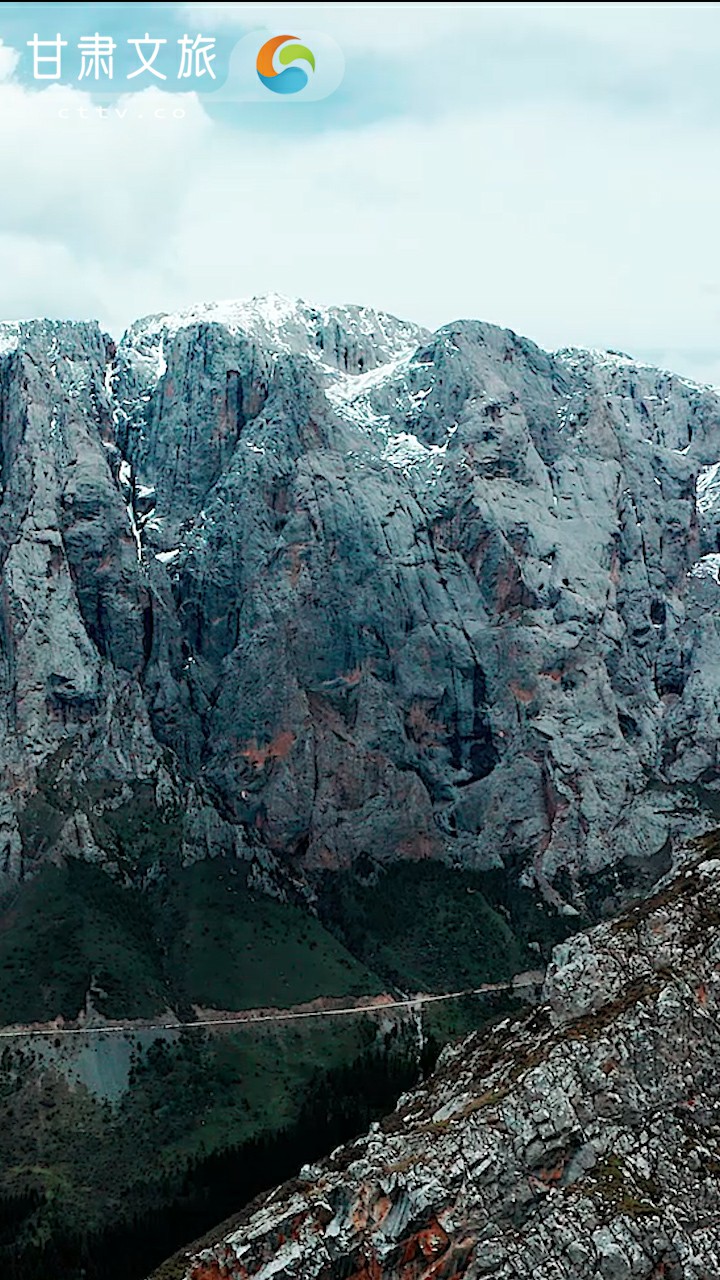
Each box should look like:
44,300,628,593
1,2,720,381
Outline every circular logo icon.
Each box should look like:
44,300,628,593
256,34,316,95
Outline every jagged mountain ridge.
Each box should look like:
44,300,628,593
1,296,720,911
172,842,720,1280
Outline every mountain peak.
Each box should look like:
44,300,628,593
123,293,428,377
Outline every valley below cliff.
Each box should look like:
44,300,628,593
2,295,720,1275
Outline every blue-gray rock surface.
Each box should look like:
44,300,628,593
2,296,720,912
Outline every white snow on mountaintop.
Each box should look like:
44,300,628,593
120,301,720,417
326,347,417,416
556,346,644,372
697,461,720,514
327,345,457,481
382,427,458,475
122,293,428,374
689,553,720,582
556,344,720,394
121,294,448,483
0,323,19,357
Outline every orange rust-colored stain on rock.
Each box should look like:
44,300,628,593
441,1234,479,1276
401,1234,418,1265
536,1160,565,1185
417,1221,449,1258
306,843,338,869
213,403,233,444
286,1213,305,1243
372,1194,393,1225
240,729,296,769
400,1221,450,1268
397,833,438,861
340,665,364,686
420,1255,469,1280
509,681,534,704
697,982,708,1005
190,1263,226,1280
347,1255,383,1280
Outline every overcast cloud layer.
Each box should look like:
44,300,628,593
0,2,719,381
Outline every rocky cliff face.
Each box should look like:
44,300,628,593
174,841,720,1280
2,296,720,912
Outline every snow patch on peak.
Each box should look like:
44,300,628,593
556,346,640,372
327,348,417,407
143,293,305,343
124,294,427,379
556,344,720,395
156,336,167,379
689,553,720,582
697,462,720,514
0,323,19,357
327,344,456,481
381,430,454,475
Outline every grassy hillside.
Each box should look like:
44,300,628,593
0,788,576,1280
0,858,383,1026
0,861,168,1024
318,859,573,993
163,860,381,1010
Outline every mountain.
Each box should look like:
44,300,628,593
2,295,720,908
2,295,720,1274
171,838,720,1280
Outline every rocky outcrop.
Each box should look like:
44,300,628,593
2,298,720,912
0,319,162,882
175,842,720,1280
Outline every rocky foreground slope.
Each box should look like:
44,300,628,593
2,296,720,915
175,841,720,1280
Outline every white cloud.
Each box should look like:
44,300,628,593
0,39,19,82
165,100,720,372
0,73,209,327
181,1,720,60
0,4,719,386
0,79,208,261
180,2,505,54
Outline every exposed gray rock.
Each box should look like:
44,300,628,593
174,847,720,1279
1,299,720,912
